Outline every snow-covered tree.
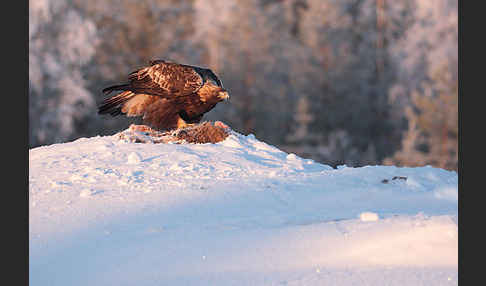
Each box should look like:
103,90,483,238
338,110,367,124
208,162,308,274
28,0,458,170
29,0,99,146
385,0,458,170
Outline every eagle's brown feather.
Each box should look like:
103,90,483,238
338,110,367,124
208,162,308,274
128,60,204,98
121,93,157,117
98,60,229,131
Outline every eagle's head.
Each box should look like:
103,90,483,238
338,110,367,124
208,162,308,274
204,70,229,102
195,67,230,103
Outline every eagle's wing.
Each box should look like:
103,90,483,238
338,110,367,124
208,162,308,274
127,61,204,98
98,90,182,130
98,91,155,117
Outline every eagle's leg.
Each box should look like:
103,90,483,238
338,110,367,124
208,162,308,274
176,112,203,129
176,117,196,129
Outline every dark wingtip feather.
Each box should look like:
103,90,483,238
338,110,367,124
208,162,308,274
97,101,118,115
101,84,130,95
98,92,135,117
102,87,112,95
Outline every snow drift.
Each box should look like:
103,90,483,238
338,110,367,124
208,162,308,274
29,127,458,285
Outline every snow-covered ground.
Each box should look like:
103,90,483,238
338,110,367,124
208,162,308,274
29,128,458,285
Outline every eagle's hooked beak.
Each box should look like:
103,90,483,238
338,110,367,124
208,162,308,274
218,90,230,101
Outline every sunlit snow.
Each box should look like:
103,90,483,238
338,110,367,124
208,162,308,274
29,129,458,285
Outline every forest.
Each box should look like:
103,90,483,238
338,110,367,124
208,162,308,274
29,0,458,171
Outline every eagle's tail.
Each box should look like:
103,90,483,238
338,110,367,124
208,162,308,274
102,84,130,95
98,91,136,116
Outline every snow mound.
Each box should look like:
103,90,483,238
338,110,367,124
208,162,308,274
29,129,458,286
359,211,380,222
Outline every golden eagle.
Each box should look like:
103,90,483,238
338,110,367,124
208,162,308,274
98,60,229,130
